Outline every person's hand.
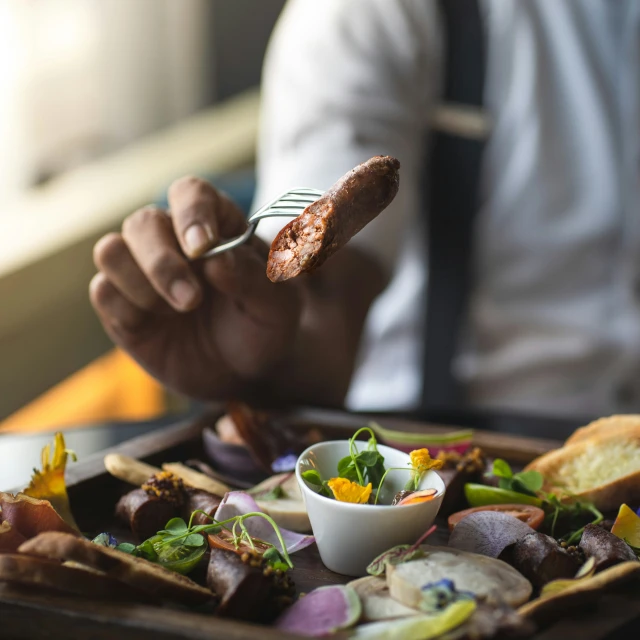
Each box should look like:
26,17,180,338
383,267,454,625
90,177,302,400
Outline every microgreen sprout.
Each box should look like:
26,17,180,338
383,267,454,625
487,459,604,543
121,510,294,574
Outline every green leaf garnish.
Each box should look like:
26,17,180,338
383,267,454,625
338,456,354,476
358,451,381,467
115,542,137,554
302,470,323,486
491,459,513,479
255,485,286,501
164,517,189,535
489,459,543,497
516,470,544,492
119,510,296,576
183,533,206,547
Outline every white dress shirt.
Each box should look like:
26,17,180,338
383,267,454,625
254,0,640,418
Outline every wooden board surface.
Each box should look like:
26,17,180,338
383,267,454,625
1,407,637,640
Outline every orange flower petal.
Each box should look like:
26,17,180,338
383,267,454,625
410,448,444,473
327,478,373,504
611,504,640,547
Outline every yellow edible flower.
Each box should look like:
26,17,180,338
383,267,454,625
410,448,444,473
327,477,372,504
23,432,79,531
611,504,640,547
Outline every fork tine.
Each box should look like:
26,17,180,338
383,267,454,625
197,186,323,259
274,194,320,203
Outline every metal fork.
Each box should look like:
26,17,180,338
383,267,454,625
199,187,324,259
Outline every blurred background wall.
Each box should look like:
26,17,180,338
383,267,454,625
0,0,286,430
0,0,285,200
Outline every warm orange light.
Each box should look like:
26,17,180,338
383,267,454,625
0,349,165,433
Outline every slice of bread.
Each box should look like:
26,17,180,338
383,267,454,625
0,554,154,602
525,429,640,512
566,415,640,446
19,532,214,606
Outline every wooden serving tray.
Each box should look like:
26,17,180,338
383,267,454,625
1,407,639,640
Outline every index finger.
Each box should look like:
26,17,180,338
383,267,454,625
168,176,248,259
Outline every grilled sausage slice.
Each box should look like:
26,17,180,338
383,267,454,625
181,488,222,527
501,532,580,588
579,523,638,572
266,156,400,282
115,489,177,541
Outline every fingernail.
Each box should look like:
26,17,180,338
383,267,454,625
184,224,214,257
170,279,197,310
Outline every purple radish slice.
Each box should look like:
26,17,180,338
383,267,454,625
275,585,361,636
214,491,314,554
448,511,534,558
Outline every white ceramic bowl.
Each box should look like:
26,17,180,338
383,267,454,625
296,440,445,576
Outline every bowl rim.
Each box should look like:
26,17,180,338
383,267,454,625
295,439,445,512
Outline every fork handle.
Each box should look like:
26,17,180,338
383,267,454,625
197,221,259,259
196,209,303,259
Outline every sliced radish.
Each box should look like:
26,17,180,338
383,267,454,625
396,489,438,507
448,511,534,558
275,585,361,636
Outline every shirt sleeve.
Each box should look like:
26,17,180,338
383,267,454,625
253,0,441,273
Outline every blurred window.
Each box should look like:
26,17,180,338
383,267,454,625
0,0,213,205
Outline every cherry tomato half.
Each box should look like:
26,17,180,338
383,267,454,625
207,529,272,556
448,504,546,532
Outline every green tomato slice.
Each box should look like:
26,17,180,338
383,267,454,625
464,483,543,508
152,535,207,575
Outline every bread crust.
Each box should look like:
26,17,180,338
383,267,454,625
566,415,640,445
524,430,640,512
19,532,213,605
0,554,154,602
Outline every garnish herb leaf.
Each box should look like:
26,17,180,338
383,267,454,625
320,481,333,498
338,456,354,476
183,533,206,547
137,538,158,561
301,470,323,486
517,470,544,492
301,470,332,497
489,459,543,497
255,485,286,501
492,459,513,479
263,546,289,571
123,510,296,575
115,542,137,554
482,459,602,543
164,517,189,535
358,451,381,467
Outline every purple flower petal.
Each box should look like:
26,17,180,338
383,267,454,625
214,491,314,554
271,452,298,473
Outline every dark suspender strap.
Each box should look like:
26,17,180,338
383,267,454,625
421,0,487,411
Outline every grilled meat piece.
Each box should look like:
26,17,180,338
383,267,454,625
267,156,400,282
501,532,580,588
579,523,638,572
